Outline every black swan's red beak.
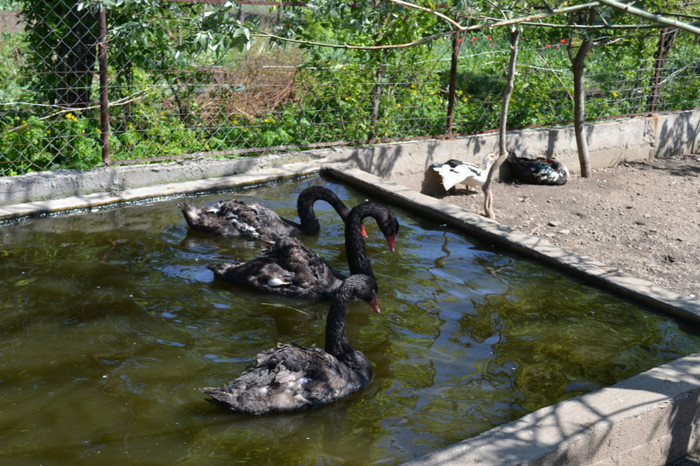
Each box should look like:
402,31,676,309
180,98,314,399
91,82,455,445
386,234,396,253
368,290,380,315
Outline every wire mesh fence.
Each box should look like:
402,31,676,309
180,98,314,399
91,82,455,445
0,1,698,176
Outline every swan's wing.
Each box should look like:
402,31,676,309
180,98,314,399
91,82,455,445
208,238,341,299
215,200,298,240
201,344,367,414
180,201,247,237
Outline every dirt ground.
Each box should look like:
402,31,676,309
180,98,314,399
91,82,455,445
413,155,700,300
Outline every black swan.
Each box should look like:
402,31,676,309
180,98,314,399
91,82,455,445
505,150,569,185
179,186,365,241
430,153,497,192
201,273,380,415
207,202,398,300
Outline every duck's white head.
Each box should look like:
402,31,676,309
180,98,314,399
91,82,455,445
483,152,497,168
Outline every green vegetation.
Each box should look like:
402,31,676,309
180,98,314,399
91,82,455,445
0,1,698,175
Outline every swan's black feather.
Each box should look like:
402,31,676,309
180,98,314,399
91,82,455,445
506,150,570,185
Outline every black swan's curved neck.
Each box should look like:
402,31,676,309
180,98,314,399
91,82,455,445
296,186,351,236
344,203,377,281
325,290,353,358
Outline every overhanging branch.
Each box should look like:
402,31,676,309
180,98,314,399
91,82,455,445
595,0,700,36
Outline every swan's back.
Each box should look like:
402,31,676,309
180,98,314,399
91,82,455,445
180,200,300,241
201,342,371,415
208,237,343,300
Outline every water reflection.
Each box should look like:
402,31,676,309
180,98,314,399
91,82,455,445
1,176,699,463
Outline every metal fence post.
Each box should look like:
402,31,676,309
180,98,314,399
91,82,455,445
99,8,110,166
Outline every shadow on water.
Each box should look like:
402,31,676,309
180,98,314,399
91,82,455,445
1,175,700,464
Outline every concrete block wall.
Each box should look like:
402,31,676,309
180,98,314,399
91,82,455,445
332,110,700,184
0,110,697,206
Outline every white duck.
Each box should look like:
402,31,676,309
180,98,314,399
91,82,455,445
430,153,497,193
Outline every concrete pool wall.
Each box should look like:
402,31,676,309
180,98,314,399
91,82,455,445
1,110,698,207
1,111,699,464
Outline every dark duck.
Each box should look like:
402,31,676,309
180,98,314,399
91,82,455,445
201,274,380,415
208,202,398,300
505,150,570,185
179,186,365,242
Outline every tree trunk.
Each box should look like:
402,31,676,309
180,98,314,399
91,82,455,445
571,39,594,178
483,27,519,219
445,29,461,135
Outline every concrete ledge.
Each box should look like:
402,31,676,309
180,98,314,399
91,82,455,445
405,352,700,465
2,110,697,207
0,152,325,206
0,162,321,221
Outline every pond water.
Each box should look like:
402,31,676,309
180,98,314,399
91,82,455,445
1,175,699,464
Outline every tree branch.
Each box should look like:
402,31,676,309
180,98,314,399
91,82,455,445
594,0,700,36
254,30,452,50
385,0,601,32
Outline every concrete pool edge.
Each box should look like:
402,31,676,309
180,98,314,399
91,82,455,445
0,161,321,221
1,160,699,464
403,352,700,465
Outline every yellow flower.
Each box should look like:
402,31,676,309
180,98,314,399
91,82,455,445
612,91,618,98
264,118,271,123
205,144,210,150
532,104,536,109
411,84,416,89
397,103,401,108
233,119,238,124
457,90,463,95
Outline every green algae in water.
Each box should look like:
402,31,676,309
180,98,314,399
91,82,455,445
1,177,699,464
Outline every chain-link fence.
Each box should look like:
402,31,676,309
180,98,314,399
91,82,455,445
0,1,699,176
